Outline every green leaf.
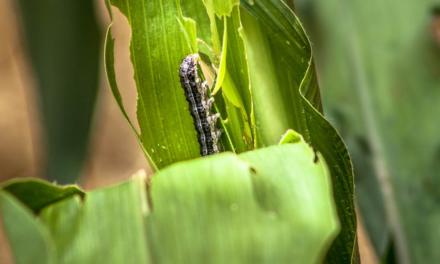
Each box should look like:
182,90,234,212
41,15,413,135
203,0,240,17
0,191,55,264
212,8,254,152
279,129,302,144
39,196,83,263
212,19,228,95
16,0,101,183
104,24,158,170
298,0,440,262
40,173,150,263
148,142,339,263
240,1,358,262
2,142,338,263
105,0,201,169
222,7,254,151
1,178,83,214
2,173,150,263
181,0,211,46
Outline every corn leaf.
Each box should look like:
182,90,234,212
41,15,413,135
148,143,339,263
16,0,101,183
105,0,201,169
0,191,55,264
1,140,339,263
240,1,358,262
1,178,83,214
1,174,150,263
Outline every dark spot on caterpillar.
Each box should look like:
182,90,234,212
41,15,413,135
179,54,221,156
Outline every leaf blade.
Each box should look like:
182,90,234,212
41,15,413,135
1,178,83,214
148,142,339,263
240,1,359,262
106,0,202,169
0,191,55,264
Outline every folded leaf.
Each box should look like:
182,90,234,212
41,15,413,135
1,178,83,214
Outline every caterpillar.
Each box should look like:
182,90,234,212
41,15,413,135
179,54,221,156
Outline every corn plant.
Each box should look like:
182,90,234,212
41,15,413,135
0,0,358,263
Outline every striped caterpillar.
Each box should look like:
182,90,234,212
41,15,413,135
179,54,221,156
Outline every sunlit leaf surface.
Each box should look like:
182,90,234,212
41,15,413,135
1,141,339,263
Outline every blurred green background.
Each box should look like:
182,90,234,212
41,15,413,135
297,0,440,263
0,0,439,263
